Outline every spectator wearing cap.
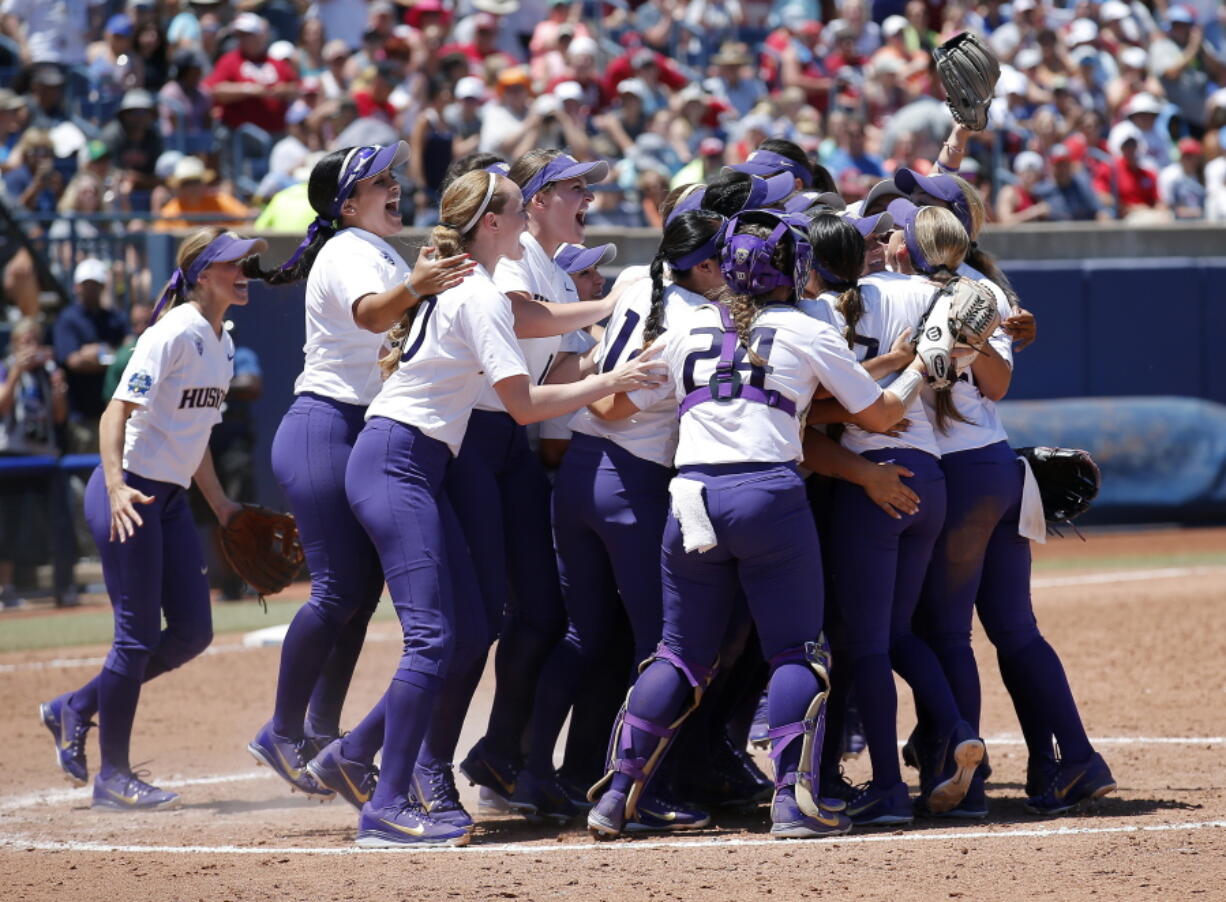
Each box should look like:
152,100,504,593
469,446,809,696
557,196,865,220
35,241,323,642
669,136,725,188
319,40,353,101
595,79,652,153
708,42,767,118
1158,136,1207,219
1033,142,1108,221
1149,4,1225,136
996,149,1050,223
446,7,524,66
24,66,72,131
1096,121,1165,219
159,49,213,136
446,76,489,158
154,155,251,230
824,20,868,76
53,258,127,452
768,18,833,112
204,13,298,134
1097,1,1138,58
870,14,929,87
665,84,719,159
479,66,534,156
100,89,164,191
1111,92,1172,168
86,14,138,99
530,0,591,60
352,60,402,126
1106,45,1165,120
0,89,26,166
0,0,105,68
546,35,603,110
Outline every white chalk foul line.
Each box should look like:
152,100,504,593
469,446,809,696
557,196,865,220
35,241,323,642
1,820,1224,857
1030,566,1226,589
0,772,268,814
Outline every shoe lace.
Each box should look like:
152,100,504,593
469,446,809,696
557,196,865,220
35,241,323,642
422,763,461,809
66,717,94,758
127,766,162,797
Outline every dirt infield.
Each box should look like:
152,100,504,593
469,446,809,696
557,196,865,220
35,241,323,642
2,528,1223,901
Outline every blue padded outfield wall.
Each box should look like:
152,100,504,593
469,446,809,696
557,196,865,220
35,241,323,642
230,256,1226,523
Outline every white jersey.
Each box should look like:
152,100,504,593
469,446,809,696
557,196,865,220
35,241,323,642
807,272,942,458
923,264,1015,454
569,281,709,467
294,228,409,406
476,232,583,412
629,303,882,466
365,264,529,455
112,303,234,488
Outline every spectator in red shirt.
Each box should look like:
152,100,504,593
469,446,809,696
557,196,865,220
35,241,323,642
1096,123,1166,218
352,61,400,125
204,12,298,134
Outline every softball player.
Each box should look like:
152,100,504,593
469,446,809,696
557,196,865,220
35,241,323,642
585,208,921,840
337,170,663,847
516,212,731,824
807,209,985,823
236,142,474,800
890,197,1115,816
437,149,612,820
731,138,838,194
38,229,262,809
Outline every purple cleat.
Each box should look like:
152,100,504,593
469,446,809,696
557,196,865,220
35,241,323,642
412,760,474,832
509,769,579,823
1025,752,1116,816
92,770,181,812
587,788,628,839
846,780,913,826
248,721,335,799
307,738,378,810
770,786,852,838
920,721,984,814
39,695,92,787
356,798,471,847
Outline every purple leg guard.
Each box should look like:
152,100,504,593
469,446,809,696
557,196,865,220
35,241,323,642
765,636,834,817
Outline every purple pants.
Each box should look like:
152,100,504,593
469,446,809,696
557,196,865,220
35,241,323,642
525,434,670,775
83,466,212,679
916,440,1091,762
268,392,384,738
554,433,671,662
346,416,487,803
610,462,825,794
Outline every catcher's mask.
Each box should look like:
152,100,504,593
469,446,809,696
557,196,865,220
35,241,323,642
719,209,813,297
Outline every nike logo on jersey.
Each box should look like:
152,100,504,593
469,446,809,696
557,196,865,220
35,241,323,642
227,352,235,362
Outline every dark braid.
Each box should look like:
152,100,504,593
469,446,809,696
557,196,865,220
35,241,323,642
806,213,866,349
242,148,350,285
641,210,725,349
837,285,866,350
642,251,668,348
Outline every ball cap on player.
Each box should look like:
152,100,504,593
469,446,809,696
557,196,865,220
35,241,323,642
784,190,845,213
840,208,893,238
520,153,609,201
730,148,813,188
893,167,974,234
862,178,905,215
74,258,109,286
665,184,706,225
741,172,795,210
555,242,617,273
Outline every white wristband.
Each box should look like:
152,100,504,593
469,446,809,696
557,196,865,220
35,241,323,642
890,369,923,409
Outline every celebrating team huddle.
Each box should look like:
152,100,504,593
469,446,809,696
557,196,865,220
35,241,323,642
35,127,1116,848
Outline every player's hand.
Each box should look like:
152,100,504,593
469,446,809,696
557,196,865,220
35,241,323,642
409,246,476,298
215,498,243,528
883,417,912,438
108,482,155,543
861,462,920,520
606,342,668,392
1004,306,1036,350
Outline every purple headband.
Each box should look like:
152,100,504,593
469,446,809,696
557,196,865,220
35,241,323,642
671,224,725,271
887,198,940,275
484,161,510,176
152,233,266,321
731,149,814,187
665,185,706,225
520,153,610,202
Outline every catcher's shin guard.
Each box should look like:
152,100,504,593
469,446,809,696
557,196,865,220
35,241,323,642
765,636,833,818
587,644,716,820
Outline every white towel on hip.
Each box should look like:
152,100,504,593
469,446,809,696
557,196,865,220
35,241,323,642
668,476,718,553
1017,455,1048,544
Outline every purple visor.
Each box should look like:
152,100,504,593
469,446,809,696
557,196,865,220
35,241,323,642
555,242,617,273
670,222,726,271
886,198,937,275
152,233,268,321
520,154,610,201
893,167,974,234
784,190,846,214
665,185,706,225
742,172,794,210
330,141,411,219
840,209,893,238
731,149,813,187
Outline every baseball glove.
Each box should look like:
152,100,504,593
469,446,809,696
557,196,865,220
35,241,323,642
934,31,1000,131
915,278,1001,390
219,505,304,600
1015,447,1101,524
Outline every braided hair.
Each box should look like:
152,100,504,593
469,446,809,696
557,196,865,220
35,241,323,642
806,213,866,350
641,210,725,348
719,214,800,367
242,149,351,285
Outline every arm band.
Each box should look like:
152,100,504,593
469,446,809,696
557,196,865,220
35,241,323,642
890,369,923,409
